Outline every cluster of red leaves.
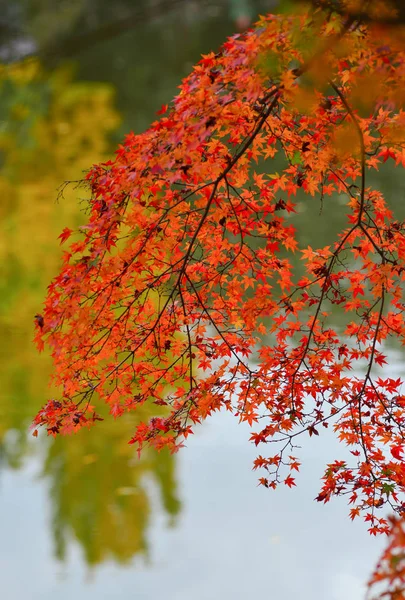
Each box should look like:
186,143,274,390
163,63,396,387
33,6,405,593
369,515,405,599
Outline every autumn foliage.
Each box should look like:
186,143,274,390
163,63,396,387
33,2,405,596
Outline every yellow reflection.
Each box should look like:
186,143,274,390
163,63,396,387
0,58,180,565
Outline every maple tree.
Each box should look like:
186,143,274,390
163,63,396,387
33,1,405,596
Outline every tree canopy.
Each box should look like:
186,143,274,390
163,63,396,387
33,2,405,597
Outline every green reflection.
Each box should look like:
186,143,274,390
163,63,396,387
0,58,180,565
45,412,180,565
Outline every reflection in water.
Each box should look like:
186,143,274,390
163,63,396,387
0,4,271,575
45,413,180,565
0,58,180,566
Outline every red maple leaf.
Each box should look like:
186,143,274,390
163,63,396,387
58,227,74,245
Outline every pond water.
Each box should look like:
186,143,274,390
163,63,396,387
0,2,399,598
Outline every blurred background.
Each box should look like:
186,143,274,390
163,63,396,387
0,1,397,599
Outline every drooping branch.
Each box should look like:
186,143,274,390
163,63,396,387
33,6,405,537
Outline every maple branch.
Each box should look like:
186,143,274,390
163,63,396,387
329,81,366,223
306,0,405,26
185,272,252,373
33,8,405,551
